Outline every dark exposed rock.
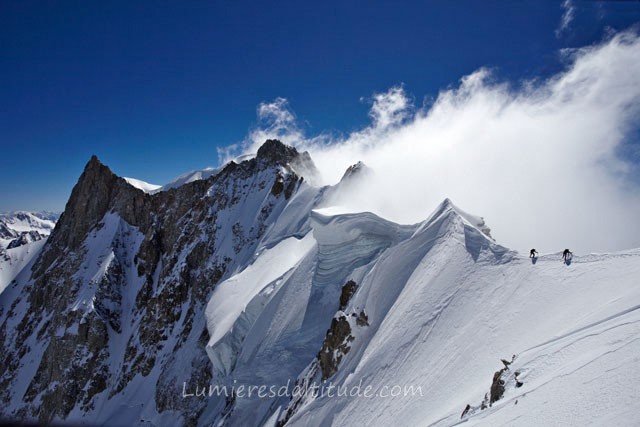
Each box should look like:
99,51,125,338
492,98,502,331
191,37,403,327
34,156,151,279
257,139,319,186
94,255,125,333
462,355,519,419
461,404,471,418
317,316,354,381
490,354,517,405
481,394,489,410
45,156,126,251
515,371,524,388
490,368,507,405
488,355,517,405
257,139,300,166
356,310,369,327
271,174,285,196
339,280,358,310
23,311,109,422
283,174,300,199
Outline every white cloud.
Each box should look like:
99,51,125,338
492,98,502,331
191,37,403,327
218,97,308,164
234,32,640,254
557,0,576,38
368,86,413,130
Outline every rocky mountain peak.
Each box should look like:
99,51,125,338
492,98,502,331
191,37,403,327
339,161,373,183
38,155,150,275
256,139,300,165
48,156,120,248
255,139,321,186
81,155,115,184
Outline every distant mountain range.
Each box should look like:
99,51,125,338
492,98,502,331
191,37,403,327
0,211,59,293
0,211,59,245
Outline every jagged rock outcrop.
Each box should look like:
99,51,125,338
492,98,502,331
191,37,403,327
461,355,521,420
339,161,373,183
257,139,301,165
490,367,507,405
318,315,354,381
257,139,319,194
355,310,369,327
309,279,369,382
0,140,314,425
339,280,357,310
38,155,151,265
317,278,372,381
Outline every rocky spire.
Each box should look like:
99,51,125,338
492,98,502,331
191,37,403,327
256,139,301,165
34,155,150,279
255,139,320,184
339,161,373,183
47,155,120,250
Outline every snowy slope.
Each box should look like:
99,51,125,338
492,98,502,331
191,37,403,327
205,232,316,374
123,177,162,193
0,239,47,294
159,167,221,191
458,281,640,427
275,201,640,427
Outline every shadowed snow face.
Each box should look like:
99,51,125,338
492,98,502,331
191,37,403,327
224,32,640,254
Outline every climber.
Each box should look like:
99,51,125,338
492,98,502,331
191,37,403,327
562,249,572,261
529,249,538,258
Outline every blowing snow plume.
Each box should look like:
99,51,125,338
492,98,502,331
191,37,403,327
224,31,640,254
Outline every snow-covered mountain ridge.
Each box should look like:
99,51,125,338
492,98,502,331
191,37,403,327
276,203,640,427
1,140,639,427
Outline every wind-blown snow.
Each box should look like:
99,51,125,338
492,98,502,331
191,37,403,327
223,32,640,254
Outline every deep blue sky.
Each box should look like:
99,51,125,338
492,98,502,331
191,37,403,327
2,0,639,211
